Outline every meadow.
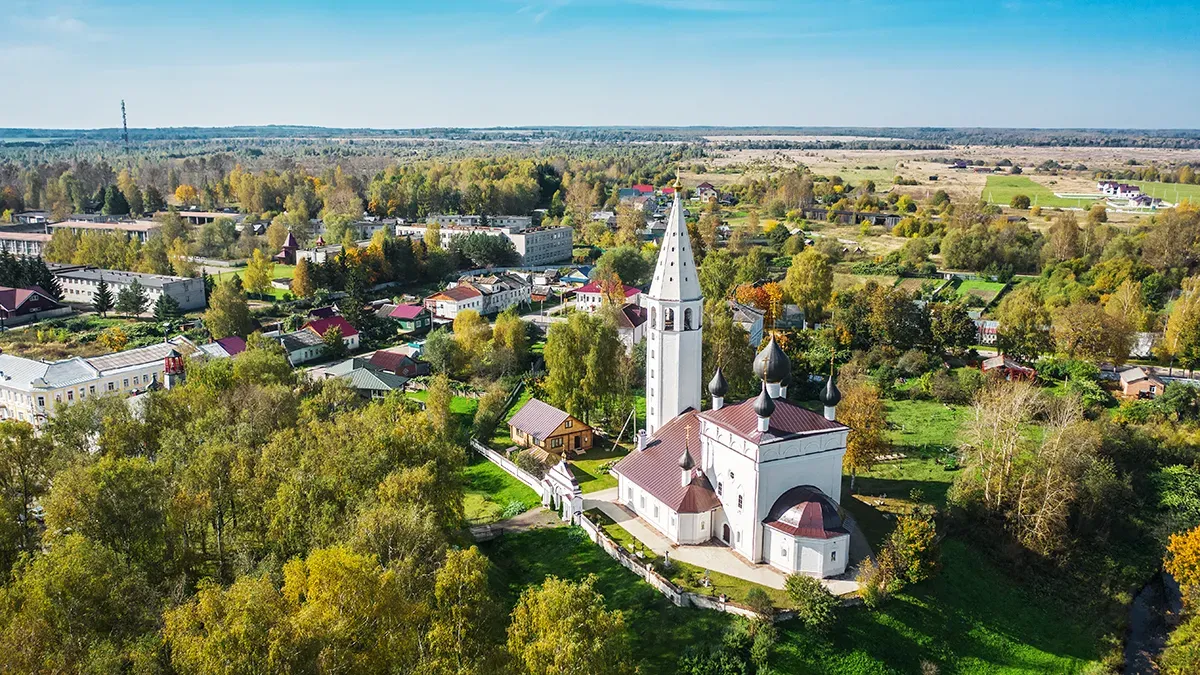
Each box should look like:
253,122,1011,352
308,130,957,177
1129,180,1200,204
212,263,297,300
982,175,1101,209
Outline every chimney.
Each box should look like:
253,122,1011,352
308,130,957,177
635,429,648,452
753,383,774,433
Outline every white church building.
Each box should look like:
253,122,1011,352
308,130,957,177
612,182,853,578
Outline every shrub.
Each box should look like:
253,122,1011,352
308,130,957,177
1036,356,1100,382
500,500,528,519
855,556,891,609
1063,375,1112,409
1009,194,1031,209
888,511,940,585
928,370,968,404
785,574,838,630
743,587,775,618
897,349,940,378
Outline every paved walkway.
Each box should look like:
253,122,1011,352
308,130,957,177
583,489,859,596
470,506,563,542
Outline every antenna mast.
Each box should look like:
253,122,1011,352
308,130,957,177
120,100,129,154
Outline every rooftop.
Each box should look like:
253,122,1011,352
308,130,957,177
306,316,359,338
762,486,849,540
508,398,575,442
612,410,723,514
55,267,193,289
699,396,845,445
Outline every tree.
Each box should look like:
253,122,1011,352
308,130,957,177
593,246,651,287
243,249,274,299
115,278,149,317
1009,194,1031,209
1087,203,1108,225
491,308,529,376
0,420,53,569
994,284,1052,362
204,276,251,339
506,575,634,675
153,292,183,322
427,546,503,674
1052,302,1133,365
473,383,510,441
0,534,158,672
423,328,460,376
1045,212,1081,262
698,249,737,301
543,312,624,423
701,302,756,401
101,185,130,216
425,373,455,439
928,301,976,355
322,325,347,359
291,256,314,298
1167,525,1200,607
888,510,939,585
783,249,833,321
175,183,200,206
785,574,838,631
838,378,889,490
92,277,114,316
453,310,492,368
1163,276,1200,370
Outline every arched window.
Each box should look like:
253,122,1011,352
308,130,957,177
664,308,675,331
684,307,693,330
650,307,657,329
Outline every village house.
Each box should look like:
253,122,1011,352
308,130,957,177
424,285,484,321
316,357,409,399
368,348,430,377
1120,367,1165,398
615,303,648,350
508,397,594,456
276,329,327,366
376,303,432,334
573,280,642,313
439,272,531,316
305,316,360,352
0,286,70,326
981,355,1036,381
696,182,718,201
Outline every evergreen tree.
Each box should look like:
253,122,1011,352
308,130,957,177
115,279,149,317
203,275,251,339
201,272,214,301
92,278,114,316
101,186,130,216
153,293,182,322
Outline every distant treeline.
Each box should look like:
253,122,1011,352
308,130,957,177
3,125,1199,149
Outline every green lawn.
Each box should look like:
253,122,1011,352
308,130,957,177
482,527,733,674
569,445,628,493
213,264,297,300
983,176,1100,209
483,526,1102,674
834,273,899,292
463,456,540,524
1128,180,1200,204
407,390,479,434
954,279,1006,305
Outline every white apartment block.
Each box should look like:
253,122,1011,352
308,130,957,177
54,266,207,312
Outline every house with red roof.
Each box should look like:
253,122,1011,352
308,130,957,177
696,182,718,201
368,348,430,378
305,316,360,352
573,280,641,314
423,285,484,320
0,286,69,326
631,184,654,195
376,303,431,334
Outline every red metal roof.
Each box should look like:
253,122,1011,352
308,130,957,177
574,281,641,297
0,286,55,312
389,304,426,320
368,349,414,374
762,486,848,539
631,184,654,194
214,336,246,356
611,411,722,514
305,315,359,338
699,397,845,445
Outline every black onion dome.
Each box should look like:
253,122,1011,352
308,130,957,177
753,383,776,418
678,446,695,470
752,335,791,383
819,374,842,407
776,367,792,398
708,367,728,398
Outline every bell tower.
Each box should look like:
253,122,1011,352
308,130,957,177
645,178,703,434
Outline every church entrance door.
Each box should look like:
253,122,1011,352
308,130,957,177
722,524,730,544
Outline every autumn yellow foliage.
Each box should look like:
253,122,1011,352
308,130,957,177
1167,525,1200,606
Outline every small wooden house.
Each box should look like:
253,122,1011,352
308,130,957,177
981,355,1035,381
1120,367,1165,398
508,398,593,456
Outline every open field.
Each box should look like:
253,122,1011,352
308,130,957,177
834,272,898,292
894,277,938,294
983,175,1100,209
1129,180,1200,204
213,263,297,299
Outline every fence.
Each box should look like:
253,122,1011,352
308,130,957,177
470,439,543,495
576,512,784,622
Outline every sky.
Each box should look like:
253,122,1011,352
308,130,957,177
2,0,1198,129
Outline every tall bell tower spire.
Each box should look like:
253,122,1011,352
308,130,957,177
645,176,703,434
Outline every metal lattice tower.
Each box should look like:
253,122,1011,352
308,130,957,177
120,100,129,153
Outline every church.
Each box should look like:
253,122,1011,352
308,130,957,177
612,182,852,579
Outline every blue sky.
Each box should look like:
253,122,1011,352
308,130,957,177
2,0,1198,129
